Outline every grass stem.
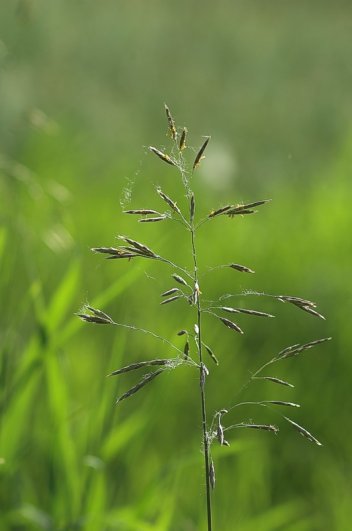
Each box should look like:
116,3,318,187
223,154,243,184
191,223,213,531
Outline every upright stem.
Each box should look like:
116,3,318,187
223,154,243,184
190,224,213,531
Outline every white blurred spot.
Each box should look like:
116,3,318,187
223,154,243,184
27,108,58,134
43,224,74,253
199,142,237,191
47,180,71,203
83,455,105,470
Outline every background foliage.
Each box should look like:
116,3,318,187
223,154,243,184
1,1,351,529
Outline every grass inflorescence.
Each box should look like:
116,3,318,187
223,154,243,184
79,105,330,531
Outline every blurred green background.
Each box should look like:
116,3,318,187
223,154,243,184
1,1,351,530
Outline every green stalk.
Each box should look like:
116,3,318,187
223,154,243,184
191,223,212,531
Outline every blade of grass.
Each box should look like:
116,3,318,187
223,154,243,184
46,261,80,334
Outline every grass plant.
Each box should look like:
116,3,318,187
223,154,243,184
78,105,330,530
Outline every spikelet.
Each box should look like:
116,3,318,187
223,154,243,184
118,236,156,257
190,193,195,223
160,295,181,305
124,209,160,215
91,247,136,260
284,417,322,446
226,199,271,217
139,216,167,223
149,146,177,166
209,205,233,218
179,127,187,150
209,459,216,490
220,307,274,318
229,263,255,274
172,273,188,286
276,337,331,360
235,423,279,434
219,317,243,335
260,400,300,408
253,376,294,388
161,288,180,297
183,340,190,359
77,309,113,325
108,359,172,377
116,369,164,404
164,103,177,141
277,295,325,320
216,415,225,445
209,200,270,218
156,187,181,215
193,137,210,170
86,306,113,323
204,344,219,365
200,363,209,388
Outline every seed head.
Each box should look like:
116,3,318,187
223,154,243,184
172,274,188,286
193,137,210,170
219,317,243,335
179,127,187,150
164,103,177,141
149,146,177,166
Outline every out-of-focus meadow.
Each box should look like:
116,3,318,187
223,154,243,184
1,1,352,529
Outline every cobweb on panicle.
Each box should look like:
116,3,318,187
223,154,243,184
119,175,135,209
